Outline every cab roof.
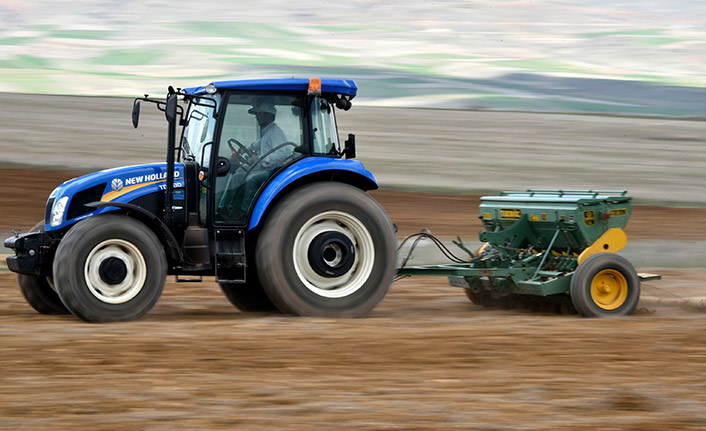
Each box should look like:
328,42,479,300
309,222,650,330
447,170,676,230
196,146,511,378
184,78,357,97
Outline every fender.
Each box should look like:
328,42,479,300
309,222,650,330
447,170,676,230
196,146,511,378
248,157,378,231
86,201,183,262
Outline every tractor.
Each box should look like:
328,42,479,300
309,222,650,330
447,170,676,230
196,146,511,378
5,78,398,322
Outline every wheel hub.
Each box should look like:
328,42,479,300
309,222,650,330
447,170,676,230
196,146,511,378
307,231,355,277
292,210,376,298
98,257,128,285
598,281,611,294
591,269,628,310
84,239,147,304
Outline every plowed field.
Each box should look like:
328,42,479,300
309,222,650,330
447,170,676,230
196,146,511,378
1,168,706,430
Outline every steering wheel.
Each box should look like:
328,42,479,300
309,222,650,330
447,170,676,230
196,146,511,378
244,142,300,174
217,141,301,216
227,138,257,165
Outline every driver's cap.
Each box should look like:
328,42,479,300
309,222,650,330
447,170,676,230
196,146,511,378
248,101,277,115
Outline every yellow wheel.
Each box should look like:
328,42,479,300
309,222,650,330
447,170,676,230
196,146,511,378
570,253,640,317
590,269,629,310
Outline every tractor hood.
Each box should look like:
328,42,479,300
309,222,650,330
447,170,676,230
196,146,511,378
45,163,185,231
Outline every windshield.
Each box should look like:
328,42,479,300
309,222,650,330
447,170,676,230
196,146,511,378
180,95,219,166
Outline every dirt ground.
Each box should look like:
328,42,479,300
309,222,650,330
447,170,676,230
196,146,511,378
1,168,706,430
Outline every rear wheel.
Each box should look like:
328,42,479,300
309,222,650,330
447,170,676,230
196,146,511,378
570,253,640,317
256,183,397,317
218,266,278,312
17,222,69,315
53,215,167,322
219,283,278,312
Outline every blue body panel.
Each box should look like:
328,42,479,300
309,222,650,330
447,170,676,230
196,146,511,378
47,158,374,232
248,157,378,231
46,163,185,231
185,78,357,97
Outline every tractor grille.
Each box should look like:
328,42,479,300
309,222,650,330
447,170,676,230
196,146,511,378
66,183,107,221
44,197,55,225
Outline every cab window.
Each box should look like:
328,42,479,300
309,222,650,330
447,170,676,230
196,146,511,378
310,98,340,156
213,93,304,226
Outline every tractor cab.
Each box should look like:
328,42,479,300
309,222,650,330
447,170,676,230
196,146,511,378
177,80,351,227
134,78,358,229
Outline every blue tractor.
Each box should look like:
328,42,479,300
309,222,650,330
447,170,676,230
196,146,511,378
5,78,398,322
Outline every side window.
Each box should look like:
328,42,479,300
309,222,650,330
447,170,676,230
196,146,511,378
213,93,304,226
217,104,258,159
181,97,219,226
311,98,340,155
181,96,219,167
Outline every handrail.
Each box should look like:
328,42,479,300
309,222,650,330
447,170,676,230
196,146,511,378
500,189,628,198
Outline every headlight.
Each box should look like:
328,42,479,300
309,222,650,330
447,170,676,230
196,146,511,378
50,196,69,227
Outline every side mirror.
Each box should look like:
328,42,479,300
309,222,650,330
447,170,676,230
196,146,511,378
131,100,140,128
215,157,231,176
335,97,352,111
200,142,213,166
198,142,213,186
165,94,177,123
344,133,356,159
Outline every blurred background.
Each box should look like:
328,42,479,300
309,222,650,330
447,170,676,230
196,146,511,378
0,0,704,203
1,0,704,112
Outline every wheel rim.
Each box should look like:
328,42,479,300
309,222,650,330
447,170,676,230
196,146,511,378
590,268,629,310
293,210,375,298
84,239,147,304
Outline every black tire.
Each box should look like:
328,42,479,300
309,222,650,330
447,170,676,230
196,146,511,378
218,265,279,312
570,253,640,317
255,182,397,317
18,275,69,315
219,283,279,312
53,215,167,322
17,222,70,315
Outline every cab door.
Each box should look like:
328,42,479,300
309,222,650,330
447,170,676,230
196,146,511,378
211,92,306,227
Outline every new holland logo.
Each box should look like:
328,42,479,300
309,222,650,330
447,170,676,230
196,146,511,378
111,178,124,192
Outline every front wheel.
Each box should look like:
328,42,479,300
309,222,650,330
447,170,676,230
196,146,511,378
17,222,69,315
256,183,397,317
18,274,69,315
570,253,640,317
53,215,167,322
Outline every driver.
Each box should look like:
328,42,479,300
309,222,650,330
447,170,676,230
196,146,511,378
218,100,291,218
243,101,290,169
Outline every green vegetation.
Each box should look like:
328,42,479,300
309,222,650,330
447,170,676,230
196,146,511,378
93,49,166,66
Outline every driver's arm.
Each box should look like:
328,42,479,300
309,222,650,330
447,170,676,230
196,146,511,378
261,126,290,168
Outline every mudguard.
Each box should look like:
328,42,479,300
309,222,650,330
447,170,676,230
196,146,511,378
248,157,378,231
